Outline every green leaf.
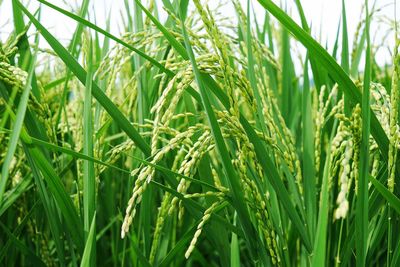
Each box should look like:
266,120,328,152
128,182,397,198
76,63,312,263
356,1,371,265
230,212,240,267
83,35,96,265
0,175,32,216
311,146,332,266
341,0,351,116
28,146,85,250
369,176,400,215
80,213,96,267
302,56,316,240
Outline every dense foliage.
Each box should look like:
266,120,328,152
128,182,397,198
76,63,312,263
0,0,399,266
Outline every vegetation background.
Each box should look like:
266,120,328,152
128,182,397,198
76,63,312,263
0,0,399,266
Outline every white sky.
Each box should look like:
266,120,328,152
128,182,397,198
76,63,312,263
0,0,398,66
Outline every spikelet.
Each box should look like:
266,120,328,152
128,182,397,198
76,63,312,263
234,143,280,264
350,105,362,193
334,139,353,219
388,40,400,192
168,130,213,217
185,201,220,259
192,0,239,116
314,85,327,175
0,62,28,88
149,193,171,264
122,126,201,238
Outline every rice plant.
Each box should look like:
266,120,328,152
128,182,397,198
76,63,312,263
0,0,399,266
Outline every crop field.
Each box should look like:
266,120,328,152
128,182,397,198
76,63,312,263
0,0,399,266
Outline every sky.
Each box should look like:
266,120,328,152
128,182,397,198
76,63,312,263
0,0,398,66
